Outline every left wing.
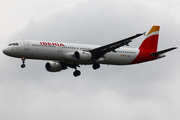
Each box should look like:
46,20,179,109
90,32,145,60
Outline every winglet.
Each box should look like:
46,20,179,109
143,32,146,36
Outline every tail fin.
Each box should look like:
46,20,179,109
139,26,160,52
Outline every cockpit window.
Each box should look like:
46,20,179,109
8,43,19,46
8,43,13,46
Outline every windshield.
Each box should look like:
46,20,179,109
8,43,19,46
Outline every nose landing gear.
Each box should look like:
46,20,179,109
21,57,26,68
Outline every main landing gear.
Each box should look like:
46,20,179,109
92,63,100,70
21,57,26,68
72,63,100,77
73,67,81,77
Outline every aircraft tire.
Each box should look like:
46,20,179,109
92,63,100,70
21,64,26,68
73,70,81,77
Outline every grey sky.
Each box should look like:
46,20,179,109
0,0,180,120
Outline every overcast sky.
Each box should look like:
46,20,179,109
0,0,180,120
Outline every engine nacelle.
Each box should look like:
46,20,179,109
74,51,92,61
63,52,76,61
45,62,66,72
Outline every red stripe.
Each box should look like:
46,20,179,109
139,35,159,52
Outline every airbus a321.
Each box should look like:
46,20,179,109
3,26,177,77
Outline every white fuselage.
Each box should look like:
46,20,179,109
3,40,139,65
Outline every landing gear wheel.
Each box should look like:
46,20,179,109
21,64,26,68
73,70,81,77
92,63,100,70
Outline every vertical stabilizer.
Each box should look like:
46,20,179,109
139,26,160,52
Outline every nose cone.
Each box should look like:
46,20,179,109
3,47,10,55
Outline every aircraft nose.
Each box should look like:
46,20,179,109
3,47,10,55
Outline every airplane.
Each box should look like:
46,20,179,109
3,26,177,77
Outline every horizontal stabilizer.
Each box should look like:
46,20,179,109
150,47,177,56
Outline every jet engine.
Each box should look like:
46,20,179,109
63,52,76,61
45,62,66,72
74,51,92,61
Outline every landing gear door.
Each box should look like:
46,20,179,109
24,40,29,50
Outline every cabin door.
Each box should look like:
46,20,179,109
24,40,29,50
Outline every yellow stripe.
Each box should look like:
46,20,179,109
147,26,160,36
